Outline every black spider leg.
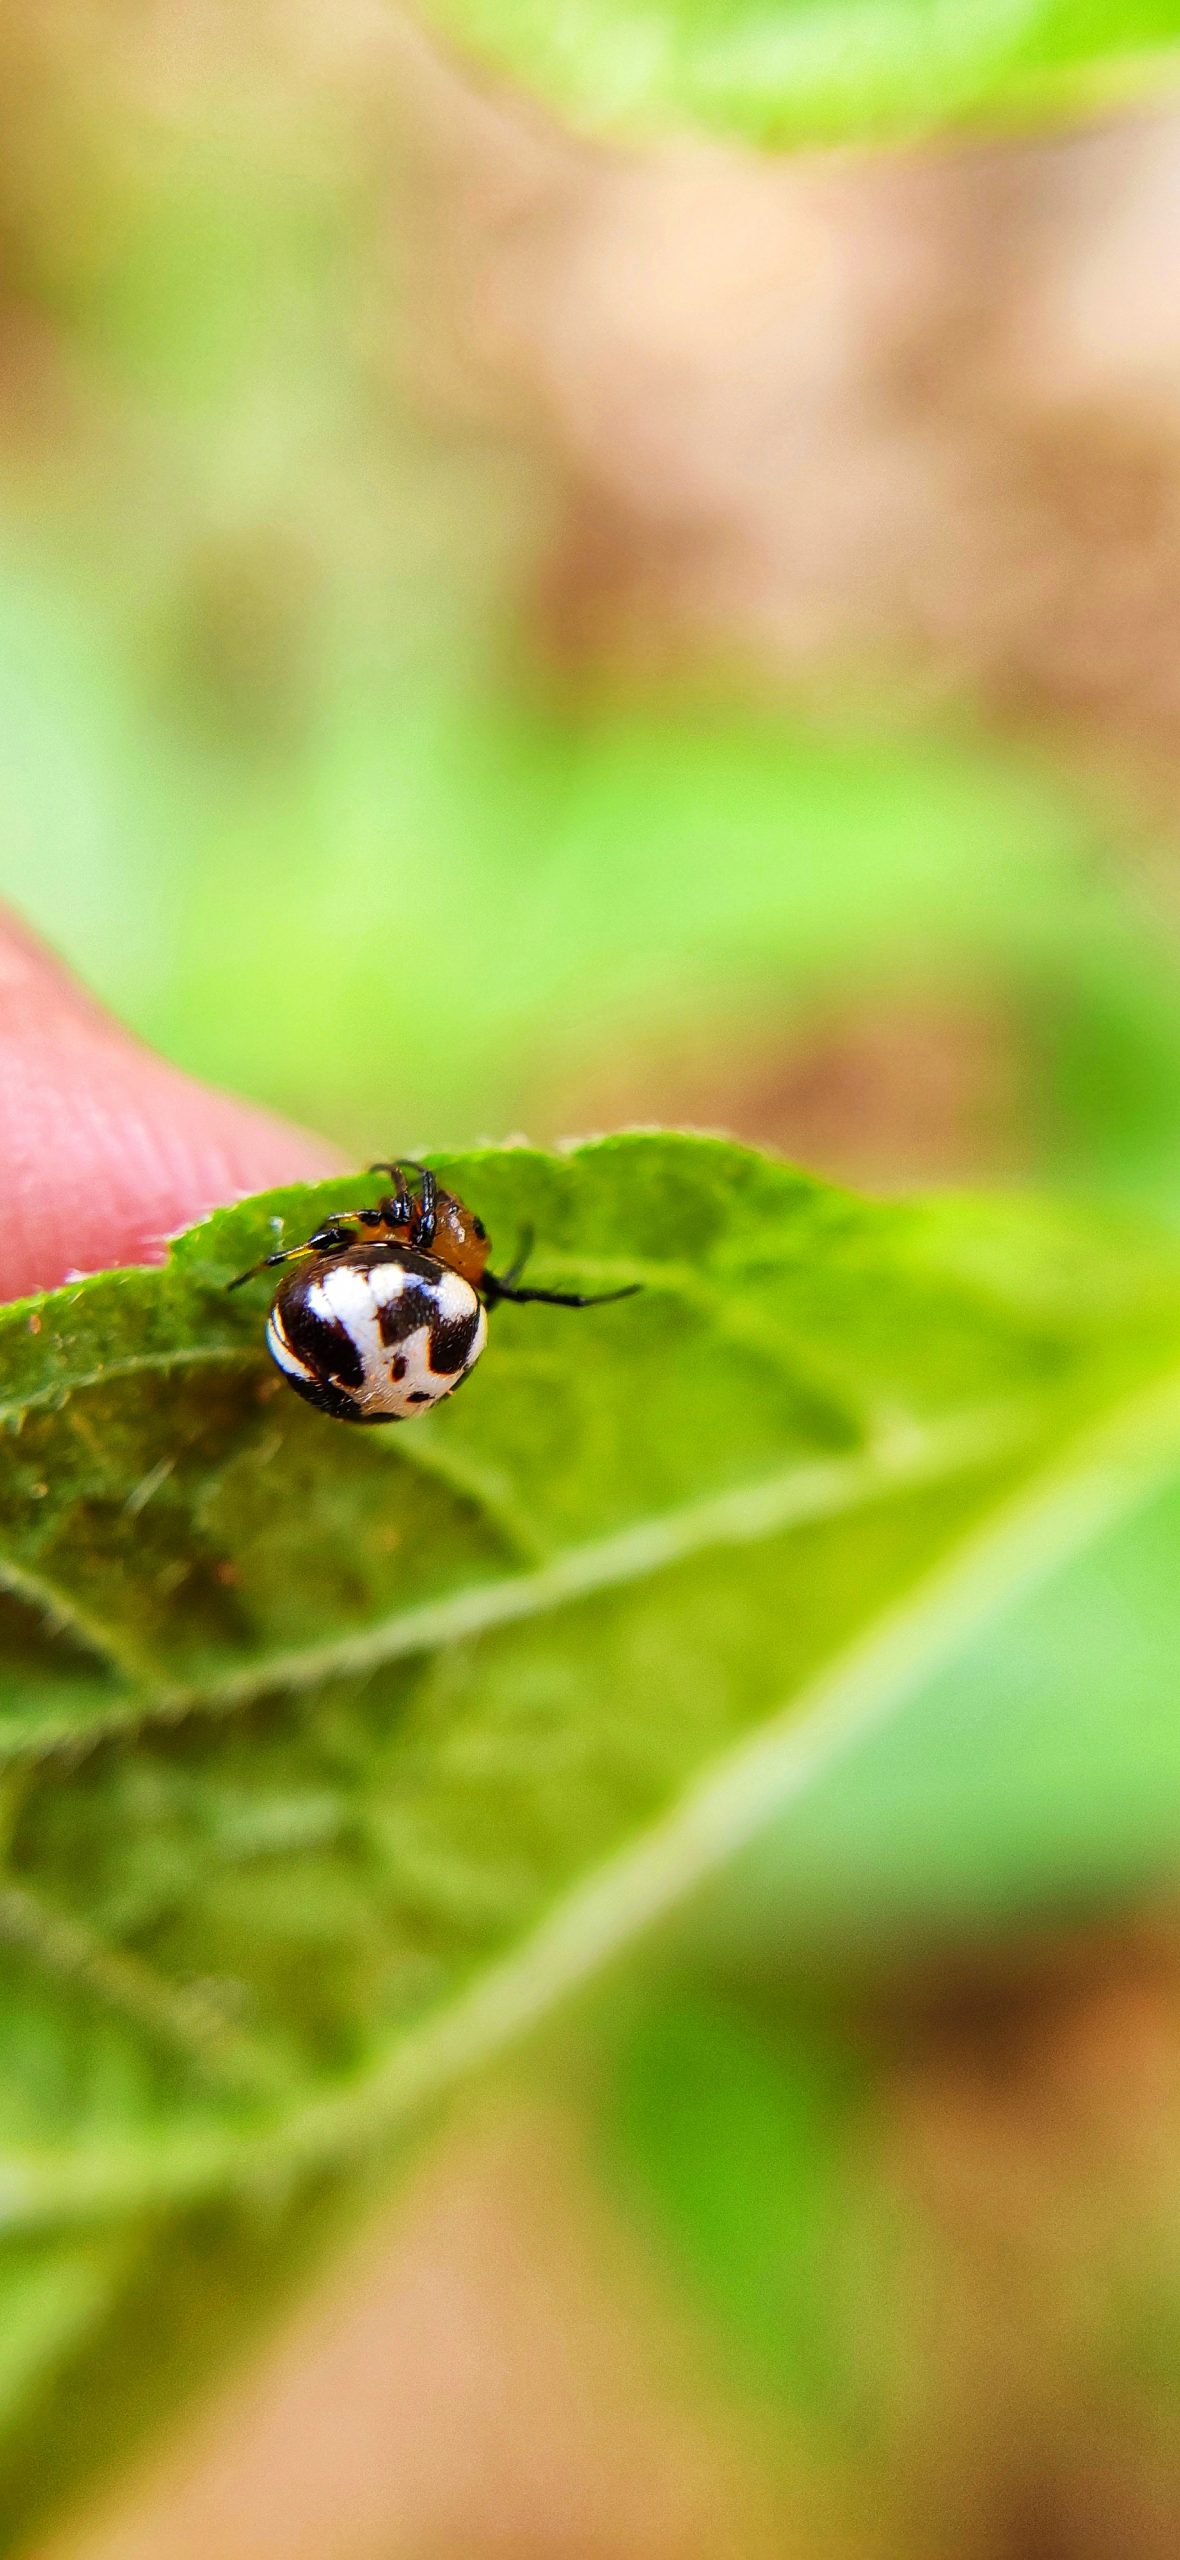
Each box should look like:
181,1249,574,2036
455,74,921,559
498,1226,534,1291
369,1160,433,1242
483,1224,641,1311
227,1216,372,1291
415,1165,438,1251
484,1276,642,1309
378,1180,415,1231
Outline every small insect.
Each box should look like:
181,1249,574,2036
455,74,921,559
229,1160,640,1424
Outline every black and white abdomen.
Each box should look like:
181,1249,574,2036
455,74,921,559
265,1244,487,1423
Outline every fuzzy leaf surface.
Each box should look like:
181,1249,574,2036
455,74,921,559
0,1132,1179,2540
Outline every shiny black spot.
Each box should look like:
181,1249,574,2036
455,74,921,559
408,1389,431,1404
427,1306,481,1375
391,1354,407,1382
280,1370,372,1424
376,1282,437,1349
472,1217,487,1241
277,1277,364,1388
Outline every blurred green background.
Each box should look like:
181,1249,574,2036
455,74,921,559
13,10,1180,2560
7,7,1180,1201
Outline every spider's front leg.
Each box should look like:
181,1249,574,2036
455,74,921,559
370,1161,437,1249
227,1212,374,1291
482,1229,641,1310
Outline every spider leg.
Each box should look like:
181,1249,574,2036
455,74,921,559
226,1218,360,1291
483,1266,641,1311
484,1223,641,1308
370,1160,436,1246
495,1225,534,1292
416,1165,438,1252
373,1173,414,1230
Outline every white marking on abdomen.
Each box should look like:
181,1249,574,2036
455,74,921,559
307,1263,392,1380
299,1258,484,1418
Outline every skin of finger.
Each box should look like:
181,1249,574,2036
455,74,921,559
0,917,340,1301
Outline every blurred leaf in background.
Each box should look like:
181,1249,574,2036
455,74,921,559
407,0,1180,145
4,4,1180,1213
602,1939,1180,2558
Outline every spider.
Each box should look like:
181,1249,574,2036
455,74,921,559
229,1160,640,1423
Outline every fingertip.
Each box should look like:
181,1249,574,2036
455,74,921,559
0,915,341,1301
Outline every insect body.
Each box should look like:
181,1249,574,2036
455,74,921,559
229,1161,639,1425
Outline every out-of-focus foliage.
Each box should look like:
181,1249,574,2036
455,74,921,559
603,1957,1180,2554
4,9,1180,1208
411,0,1180,146
14,552,1180,1187
1,1135,1180,2539
605,1989,898,2446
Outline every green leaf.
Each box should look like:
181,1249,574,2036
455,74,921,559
3,1129,1180,2540
705,1427,1180,1956
409,0,1180,148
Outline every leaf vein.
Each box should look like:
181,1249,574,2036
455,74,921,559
3,1355,1179,2232
0,1883,274,2092
0,1402,1031,1763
